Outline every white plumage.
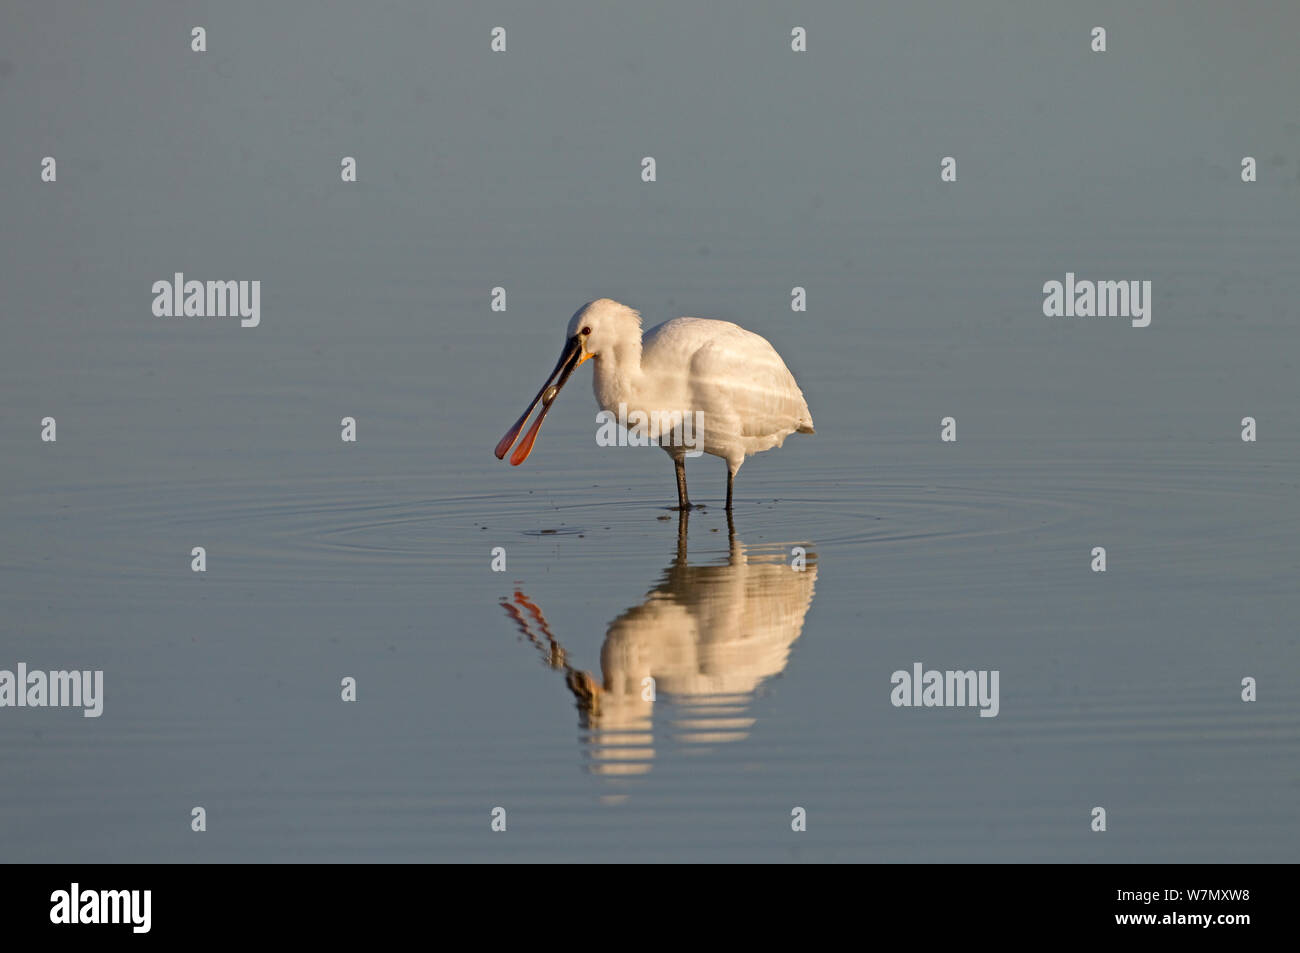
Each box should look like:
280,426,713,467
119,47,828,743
496,298,814,509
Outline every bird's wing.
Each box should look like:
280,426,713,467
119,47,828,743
645,318,814,439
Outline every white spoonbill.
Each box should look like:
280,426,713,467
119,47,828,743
494,298,815,510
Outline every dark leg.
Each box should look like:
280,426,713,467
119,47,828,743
674,457,690,510
725,468,734,511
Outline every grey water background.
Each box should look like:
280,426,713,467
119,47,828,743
2,1,1298,861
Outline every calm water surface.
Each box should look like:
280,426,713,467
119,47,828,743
2,1,1298,862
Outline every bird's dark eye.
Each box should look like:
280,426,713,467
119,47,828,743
582,326,591,336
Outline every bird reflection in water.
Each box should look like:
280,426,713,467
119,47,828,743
500,512,818,776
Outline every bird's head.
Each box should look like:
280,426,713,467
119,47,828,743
495,298,641,465
564,298,641,364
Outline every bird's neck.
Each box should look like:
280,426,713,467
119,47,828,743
591,335,644,412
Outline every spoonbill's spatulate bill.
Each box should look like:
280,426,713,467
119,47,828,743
494,298,815,510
